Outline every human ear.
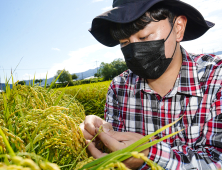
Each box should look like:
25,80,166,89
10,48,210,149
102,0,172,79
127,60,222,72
175,16,187,42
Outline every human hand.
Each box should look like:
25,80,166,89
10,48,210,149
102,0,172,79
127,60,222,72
87,128,149,170
79,115,113,140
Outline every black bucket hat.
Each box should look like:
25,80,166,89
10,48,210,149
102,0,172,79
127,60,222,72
89,0,215,47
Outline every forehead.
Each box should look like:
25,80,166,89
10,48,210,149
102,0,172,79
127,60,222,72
135,18,171,34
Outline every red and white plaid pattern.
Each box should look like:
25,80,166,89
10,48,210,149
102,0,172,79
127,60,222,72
104,46,222,170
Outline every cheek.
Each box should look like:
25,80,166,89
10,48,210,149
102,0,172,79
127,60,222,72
164,34,177,58
153,29,163,40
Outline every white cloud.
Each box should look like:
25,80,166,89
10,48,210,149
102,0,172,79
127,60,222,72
22,73,32,80
103,50,124,61
102,6,112,11
47,44,107,77
21,44,110,80
180,0,222,54
21,0,222,81
51,48,60,51
24,44,125,80
92,0,104,2
181,0,222,17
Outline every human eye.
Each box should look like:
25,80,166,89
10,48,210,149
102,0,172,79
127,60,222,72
120,41,129,47
140,35,149,41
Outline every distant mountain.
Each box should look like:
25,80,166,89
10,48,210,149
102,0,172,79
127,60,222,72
75,68,98,80
206,51,222,56
0,83,13,91
23,77,54,87
22,67,99,86
215,51,222,56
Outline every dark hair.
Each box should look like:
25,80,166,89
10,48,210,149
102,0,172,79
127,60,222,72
110,3,178,41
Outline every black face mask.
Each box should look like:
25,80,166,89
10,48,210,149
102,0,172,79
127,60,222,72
121,21,177,79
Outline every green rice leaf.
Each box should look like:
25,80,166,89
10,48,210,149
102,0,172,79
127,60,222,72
118,129,184,163
47,69,64,93
53,84,68,106
33,73,36,87
80,116,183,170
66,88,81,108
5,57,23,85
44,72,48,89
0,127,16,157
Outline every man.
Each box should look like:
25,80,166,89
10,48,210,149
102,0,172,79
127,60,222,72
80,0,222,169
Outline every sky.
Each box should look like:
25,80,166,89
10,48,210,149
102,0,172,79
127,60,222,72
0,0,222,83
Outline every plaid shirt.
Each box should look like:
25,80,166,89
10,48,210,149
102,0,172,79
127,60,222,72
104,46,222,170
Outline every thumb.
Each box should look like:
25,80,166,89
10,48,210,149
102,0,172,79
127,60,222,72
95,128,123,152
101,122,113,131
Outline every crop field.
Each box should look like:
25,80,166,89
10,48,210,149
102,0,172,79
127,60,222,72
57,81,111,119
0,82,91,169
0,80,180,170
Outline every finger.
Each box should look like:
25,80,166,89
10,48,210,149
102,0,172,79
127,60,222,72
123,148,150,169
79,123,94,140
86,140,107,159
83,130,94,140
84,119,96,136
84,115,104,136
96,128,124,152
102,130,143,142
101,122,113,131
100,128,129,142
96,117,106,127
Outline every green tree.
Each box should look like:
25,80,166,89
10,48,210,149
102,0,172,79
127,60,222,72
111,58,128,76
98,58,128,80
35,79,42,83
99,62,113,80
55,70,72,85
72,74,78,80
94,73,101,77
18,80,26,85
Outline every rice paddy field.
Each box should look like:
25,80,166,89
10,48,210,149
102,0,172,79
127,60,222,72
57,81,111,119
0,80,180,170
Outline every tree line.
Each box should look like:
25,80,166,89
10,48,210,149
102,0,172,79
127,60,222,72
96,58,128,80
18,58,128,87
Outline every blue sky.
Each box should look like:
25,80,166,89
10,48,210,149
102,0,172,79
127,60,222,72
0,0,222,83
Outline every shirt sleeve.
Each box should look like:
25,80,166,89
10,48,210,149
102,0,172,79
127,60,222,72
140,88,222,170
104,80,125,132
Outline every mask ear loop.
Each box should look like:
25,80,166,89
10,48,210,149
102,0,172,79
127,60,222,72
171,41,178,58
164,17,177,42
164,17,178,59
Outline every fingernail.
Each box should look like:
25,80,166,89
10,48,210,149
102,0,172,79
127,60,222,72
95,127,100,133
103,127,110,133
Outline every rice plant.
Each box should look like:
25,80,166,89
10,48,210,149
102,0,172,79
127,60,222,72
76,117,183,170
0,82,88,168
57,81,111,118
0,80,184,170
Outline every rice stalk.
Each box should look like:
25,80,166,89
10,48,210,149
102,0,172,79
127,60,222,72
80,117,184,170
0,84,87,167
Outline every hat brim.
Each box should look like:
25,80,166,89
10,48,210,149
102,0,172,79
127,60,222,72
89,0,215,47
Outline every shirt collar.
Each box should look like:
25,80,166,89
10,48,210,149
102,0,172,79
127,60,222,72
133,46,203,98
176,47,203,97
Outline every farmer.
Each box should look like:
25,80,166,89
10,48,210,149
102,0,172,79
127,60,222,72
80,0,222,169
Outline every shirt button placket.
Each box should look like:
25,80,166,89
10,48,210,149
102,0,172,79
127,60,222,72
161,102,164,107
